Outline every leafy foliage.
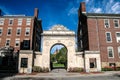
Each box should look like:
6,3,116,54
50,47,67,68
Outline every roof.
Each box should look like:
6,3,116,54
86,13,120,19
0,15,33,18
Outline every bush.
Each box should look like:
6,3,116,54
116,67,120,71
68,67,84,72
102,66,113,71
33,66,49,73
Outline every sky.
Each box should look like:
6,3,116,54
50,45,64,54
0,0,120,33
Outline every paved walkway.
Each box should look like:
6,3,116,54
0,69,120,80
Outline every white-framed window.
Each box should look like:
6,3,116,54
116,32,120,43
25,28,30,36
0,18,4,25
16,28,21,36
106,32,112,42
104,19,110,28
15,39,20,47
118,46,120,57
5,39,10,46
0,28,3,36
114,19,119,28
26,18,31,25
107,47,114,58
18,18,23,26
24,40,29,48
9,18,14,25
7,28,12,36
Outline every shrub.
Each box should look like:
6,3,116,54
102,66,113,71
68,67,84,72
116,67,120,71
33,66,49,73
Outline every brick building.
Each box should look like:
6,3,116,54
0,8,42,68
77,2,120,68
0,8,42,53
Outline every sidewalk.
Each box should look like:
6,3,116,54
12,71,120,78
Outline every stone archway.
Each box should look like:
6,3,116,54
18,25,101,73
50,43,68,70
36,25,77,71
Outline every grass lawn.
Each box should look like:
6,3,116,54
53,62,65,68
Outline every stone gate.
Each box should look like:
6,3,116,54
18,25,101,73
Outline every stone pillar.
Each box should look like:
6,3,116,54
84,51,101,72
18,50,33,73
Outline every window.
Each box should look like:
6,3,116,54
21,58,28,68
89,58,97,68
0,18,4,25
26,18,31,25
5,39,10,46
25,28,30,36
16,28,21,35
7,28,12,35
9,18,14,25
106,32,112,42
118,47,120,57
107,47,114,58
104,19,110,28
15,39,20,47
109,63,116,67
114,19,119,28
116,32,120,43
0,28,2,36
18,18,22,25
24,40,29,48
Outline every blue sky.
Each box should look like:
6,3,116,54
0,0,120,32
50,45,64,54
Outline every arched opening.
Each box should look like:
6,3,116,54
50,43,67,70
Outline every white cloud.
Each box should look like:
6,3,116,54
68,7,78,16
111,2,120,13
90,7,102,13
85,0,89,3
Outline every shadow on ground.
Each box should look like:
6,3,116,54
0,71,17,79
113,73,120,77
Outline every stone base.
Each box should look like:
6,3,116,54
18,50,33,73
101,62,120,68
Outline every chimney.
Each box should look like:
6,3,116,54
80,2,86,13
34,8,39,18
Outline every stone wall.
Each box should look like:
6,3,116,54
18,50,33,73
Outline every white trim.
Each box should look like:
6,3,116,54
25,28,30,36
5,38,11,47
26,18,31,26
16,27,21,36
8,18,14,26
117,46,120,58
15,38,20,47
18,18,23,26
7,28,12,36
113,19,120,28
106,32,112,43
116,32,120,43
107,46,114,58
0,28,3,36
104,19,110,28
0,18,5,25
